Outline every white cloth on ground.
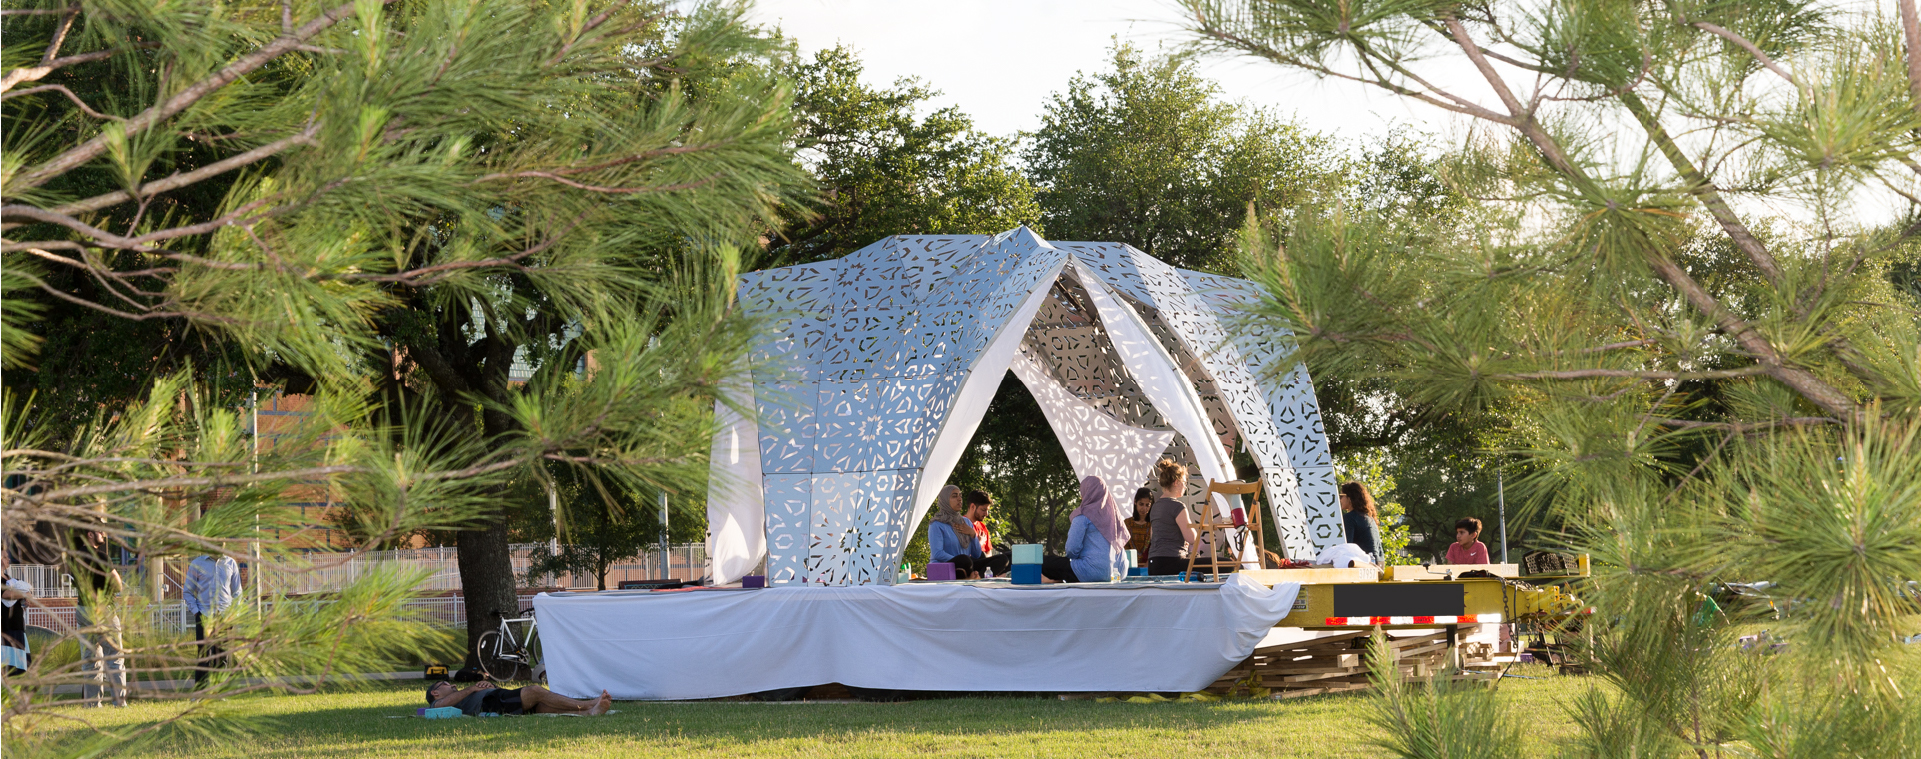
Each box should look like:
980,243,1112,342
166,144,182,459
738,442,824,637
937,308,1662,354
535,573,1300,700
1314,543,1375,569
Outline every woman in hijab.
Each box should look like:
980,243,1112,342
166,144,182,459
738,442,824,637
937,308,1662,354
927,484,985,576
1040,476,1130,583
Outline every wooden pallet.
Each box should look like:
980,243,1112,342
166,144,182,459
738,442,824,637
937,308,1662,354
1207,630,1456,698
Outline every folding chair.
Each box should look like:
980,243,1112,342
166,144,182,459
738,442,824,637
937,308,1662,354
1187,479,1265,580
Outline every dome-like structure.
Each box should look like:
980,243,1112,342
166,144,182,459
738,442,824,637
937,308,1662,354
706,228,1339,585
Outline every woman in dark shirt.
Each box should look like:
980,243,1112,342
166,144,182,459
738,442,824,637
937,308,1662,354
1340,481,1382,564
1145,459,1197,576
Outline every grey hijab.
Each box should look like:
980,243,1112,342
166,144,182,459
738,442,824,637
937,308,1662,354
933,484,977,555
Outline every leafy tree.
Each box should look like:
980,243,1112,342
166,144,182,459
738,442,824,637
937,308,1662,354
2,2,802,743
1024,40,1341,272
767,45,1041,265
521,464,661,592
1186,0,1921,753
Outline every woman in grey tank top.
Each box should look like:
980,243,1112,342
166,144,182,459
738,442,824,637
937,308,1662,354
1145,458,1197,576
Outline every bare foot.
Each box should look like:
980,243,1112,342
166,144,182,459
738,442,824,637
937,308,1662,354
587,690,611,715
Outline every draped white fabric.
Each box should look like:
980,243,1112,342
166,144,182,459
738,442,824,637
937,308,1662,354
1009,352,1176,496
704,372,765,586
1069,261,1235,512
535,574,1300,700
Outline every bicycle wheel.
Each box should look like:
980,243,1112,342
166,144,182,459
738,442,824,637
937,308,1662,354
475,630,510,681
524,626,545,684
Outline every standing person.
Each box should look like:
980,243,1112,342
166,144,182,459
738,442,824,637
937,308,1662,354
963,490,1011,577
1041,477,1130,583
1146,459,1197,576
72,526,126,707
184,552,243,687
927,485,985,577
2,550,34,675
1446,517,1491,565
1340,482,1383,566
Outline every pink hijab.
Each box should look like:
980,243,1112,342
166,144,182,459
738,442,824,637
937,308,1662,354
1071,476,1128,549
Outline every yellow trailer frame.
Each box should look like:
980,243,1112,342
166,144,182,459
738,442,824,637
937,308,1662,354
1239,558,1591,631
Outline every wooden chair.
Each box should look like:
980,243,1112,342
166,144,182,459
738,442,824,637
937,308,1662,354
1187,479,1265,580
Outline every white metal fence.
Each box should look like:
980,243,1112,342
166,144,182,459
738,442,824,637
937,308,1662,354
21,595,472,634
6,542,710,619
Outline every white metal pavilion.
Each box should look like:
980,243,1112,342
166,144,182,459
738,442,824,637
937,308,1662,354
705,228,1340,586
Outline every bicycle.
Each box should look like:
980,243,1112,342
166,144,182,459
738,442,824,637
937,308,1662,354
475,608,543,683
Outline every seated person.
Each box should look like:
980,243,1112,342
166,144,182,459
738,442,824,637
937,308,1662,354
1446,517,1491,565
1124,488,1153,559
426,678,611,716
1040,476,1130,583
964,489,1011,577
928,485,986,577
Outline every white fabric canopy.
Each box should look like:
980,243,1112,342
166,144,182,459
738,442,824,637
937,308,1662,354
1009,352,1176,497
535,574,1300,700
1070,260,1234,500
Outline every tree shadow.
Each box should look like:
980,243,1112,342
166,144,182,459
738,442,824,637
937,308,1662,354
206,683,1318,759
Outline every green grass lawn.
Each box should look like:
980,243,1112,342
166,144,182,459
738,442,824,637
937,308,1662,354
22,665,1597,758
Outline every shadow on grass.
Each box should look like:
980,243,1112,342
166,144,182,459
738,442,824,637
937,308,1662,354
201,681,1323,759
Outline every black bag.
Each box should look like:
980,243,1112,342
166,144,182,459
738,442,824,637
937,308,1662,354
452,665,487,683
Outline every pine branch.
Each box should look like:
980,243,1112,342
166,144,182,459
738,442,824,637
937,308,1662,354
12,0,381,189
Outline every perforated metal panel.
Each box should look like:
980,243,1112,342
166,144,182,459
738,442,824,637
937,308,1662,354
723,228,1337,585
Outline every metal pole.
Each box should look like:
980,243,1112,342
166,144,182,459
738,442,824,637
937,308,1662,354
657,491,669,580
1497,468,1509,564
545,480,560,585
252,389,262,613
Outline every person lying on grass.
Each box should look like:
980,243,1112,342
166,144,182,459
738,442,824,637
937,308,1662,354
426,678,611,716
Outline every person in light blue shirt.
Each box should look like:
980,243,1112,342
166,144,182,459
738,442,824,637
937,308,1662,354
927,484,984,576
184,554,242,687
1041,476,1130,583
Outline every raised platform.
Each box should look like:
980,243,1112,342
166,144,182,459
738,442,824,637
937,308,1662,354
534,575,1300,700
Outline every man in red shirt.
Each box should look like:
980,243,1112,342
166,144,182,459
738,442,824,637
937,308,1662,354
965,490,1011,577
1446,517,1491,565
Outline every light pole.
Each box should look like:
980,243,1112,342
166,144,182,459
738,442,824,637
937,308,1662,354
1497,468,1509,564
252,388,262,613
657,490,670,580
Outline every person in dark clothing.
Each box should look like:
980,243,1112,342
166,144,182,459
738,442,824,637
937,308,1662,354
1145,459,1197,576
2,550,33,675
426,679,611,715
1340,481,1382,564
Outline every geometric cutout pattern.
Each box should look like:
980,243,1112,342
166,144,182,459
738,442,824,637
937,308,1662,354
717,227,1338,584
1009,352,1178,500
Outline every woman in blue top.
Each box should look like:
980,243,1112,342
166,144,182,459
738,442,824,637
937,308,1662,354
1040,476,1130,583
927,484,984,576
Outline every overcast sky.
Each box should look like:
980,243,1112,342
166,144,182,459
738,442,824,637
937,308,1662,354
748,0,1463,146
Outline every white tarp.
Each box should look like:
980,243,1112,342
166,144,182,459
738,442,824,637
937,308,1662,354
1009,352,1176,495
705,372,765,586
535,574,1300,700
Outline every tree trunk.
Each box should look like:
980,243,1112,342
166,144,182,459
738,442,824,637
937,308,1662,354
457,521,517,668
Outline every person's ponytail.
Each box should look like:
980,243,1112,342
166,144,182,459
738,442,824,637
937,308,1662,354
1154,458,1187,493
